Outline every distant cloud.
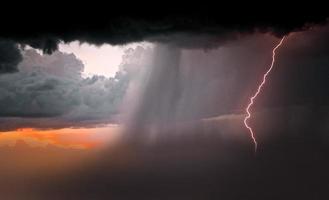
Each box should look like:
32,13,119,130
0,46,153,131
0,40,22,73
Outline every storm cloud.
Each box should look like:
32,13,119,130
0,46,152,131
1,11,328,54
0,11,327,75
0,40,22,73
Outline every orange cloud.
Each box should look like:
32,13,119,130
0,125,121,149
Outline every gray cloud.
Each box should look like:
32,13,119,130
0,40,22,73
0,46,152,130
19,49,84,79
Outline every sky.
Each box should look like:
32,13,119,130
59,41,152,77
0,11,328,200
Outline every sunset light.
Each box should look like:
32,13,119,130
0,125,121,149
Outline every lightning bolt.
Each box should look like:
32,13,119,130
244,36,285,153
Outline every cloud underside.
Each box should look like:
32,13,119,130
0,21,329,131
0,14,327,53
0,14,327,73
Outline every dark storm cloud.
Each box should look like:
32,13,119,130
1,11,326,75
0,40,22,73
1,11,328,53
255,25,329,109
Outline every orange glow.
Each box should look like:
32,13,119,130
0,125,121,149
244,37,285,153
